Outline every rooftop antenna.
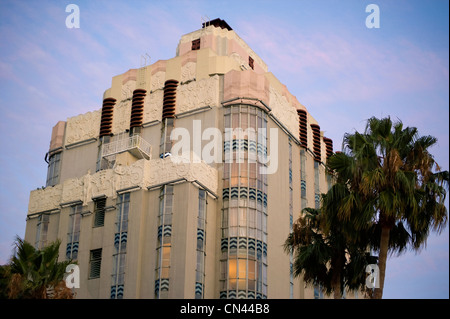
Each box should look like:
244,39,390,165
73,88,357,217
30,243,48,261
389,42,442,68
139,53,150,88
140,53,150,67
201,15,210,29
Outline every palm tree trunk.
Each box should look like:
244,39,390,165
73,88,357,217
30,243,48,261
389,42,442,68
333,284,342,299
331,250,344,299
374,225,390,299
331,263,341,299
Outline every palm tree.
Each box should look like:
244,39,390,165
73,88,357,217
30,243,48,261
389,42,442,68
284,204,376,299
284,207,332,297
0,264,11,299
7,236,74,299
331,116,448,299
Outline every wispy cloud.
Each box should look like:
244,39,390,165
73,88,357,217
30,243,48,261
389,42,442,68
239,17,448,106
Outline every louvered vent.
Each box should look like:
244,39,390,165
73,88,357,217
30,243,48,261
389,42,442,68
89,248,102,279
323,137,333,161
162,80,178,119
297,109,308,148
99,98,116,138
310,124,321,162
93,197,106,227
130,89,146,129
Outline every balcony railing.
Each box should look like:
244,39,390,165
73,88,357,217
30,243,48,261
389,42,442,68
102,134,151,160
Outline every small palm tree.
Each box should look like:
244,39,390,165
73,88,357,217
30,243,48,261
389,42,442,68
0,264,12,299
284,205,376,299
7,236,74,299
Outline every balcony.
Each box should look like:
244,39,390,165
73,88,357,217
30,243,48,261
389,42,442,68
102,134,152,160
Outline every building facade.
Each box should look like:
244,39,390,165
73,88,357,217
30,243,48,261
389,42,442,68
25,19,356,299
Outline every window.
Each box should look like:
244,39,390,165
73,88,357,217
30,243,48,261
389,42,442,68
248,56,254,70
192,38,200,50
89,249,102,279
300,149,307,208
67,204,82,260
111,192,130,299
221,104,268,299
314,161,320,209
289,141,294,298
314,284,324,299
160,118,174,158
195,190,207,299
35,214,49,249
93,197,106,227
155,185,174,299
46,152,61,186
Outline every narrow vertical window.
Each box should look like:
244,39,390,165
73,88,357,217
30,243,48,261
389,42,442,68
155,185,174,299
195,189,207,299
46,152,61,186
35,214,49,249
314,284,324,299
160,79,178,158
288,141,294,298
160,118,174,158
89,249,102,279
67,204,82,260
314,161,320,209
111,192,130,299
300,149,307,209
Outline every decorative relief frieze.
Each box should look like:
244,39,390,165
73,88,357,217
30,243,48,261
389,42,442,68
269,86,299,138
150,71,165,91
181,62,196,83
143,89,163,123
28,158,217,215
121,79,136,100
177,75,219,114
112,100,132,135
61,177,84,204
113,160,146,191
28,184,62,214
65,110,101,145
147,157,218,193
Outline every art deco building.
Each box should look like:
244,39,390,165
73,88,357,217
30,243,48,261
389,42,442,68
25,19,356,299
